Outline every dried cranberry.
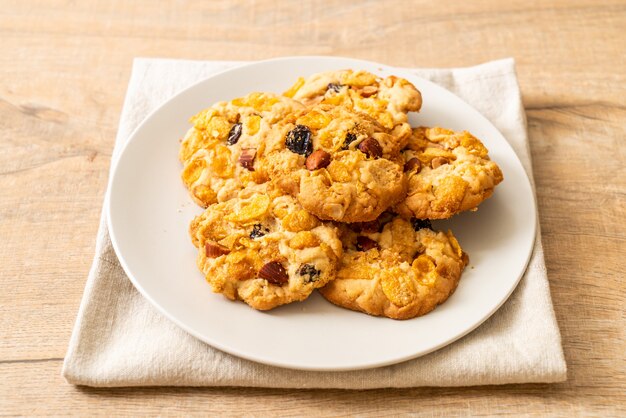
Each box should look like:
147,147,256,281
238,148,256,171
227,123,242,145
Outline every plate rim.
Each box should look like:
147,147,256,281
106,55,537,371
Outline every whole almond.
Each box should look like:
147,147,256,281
305,149,331,170
431,157,449,169
205,242,230,258
239,148,256,171
404,157,421,173
258,261,289,285
357,137,383,158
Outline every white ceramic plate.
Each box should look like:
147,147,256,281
107,56,536,371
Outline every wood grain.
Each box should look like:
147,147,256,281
1,0,625,415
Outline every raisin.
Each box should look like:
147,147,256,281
411,218,432,231
342,132,357,150
297,264,321,283
327,83,343,93
250,223,270,239
227,123,242,145
285,125,312,156
356,236,379,251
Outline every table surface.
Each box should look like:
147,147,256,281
2,0,625,415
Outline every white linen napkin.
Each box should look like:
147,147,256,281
62,58,567,388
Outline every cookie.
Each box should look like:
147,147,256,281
189,184,343,310
395,127,504,219
319,215,468,320
284,69,422,143
179,92,304,207
263,103,407,223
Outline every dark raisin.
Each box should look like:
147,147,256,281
342,132,357,150
250,223,270,239
411,218,432,231
285,125,312,156
297,264,321,283
227,123,242,145
356,236,379,251
327,83,343,93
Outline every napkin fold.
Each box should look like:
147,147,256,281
62,58,567,388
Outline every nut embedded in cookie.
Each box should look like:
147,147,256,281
283,69,422,143
395,127,504,219
188,184,343,310
318,215,468,320
263,103,408,223
179,92,305,207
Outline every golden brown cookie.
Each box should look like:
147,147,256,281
284,69,422,142
179,92,304,207
189,184,342,310
263,103,407,223
319,215,468,320
395,127,504,219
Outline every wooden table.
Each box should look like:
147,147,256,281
2,0,625,415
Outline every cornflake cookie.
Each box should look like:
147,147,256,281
189,185,342,310
179,92,304,207
284,69,422,143
319,215,468,320
395,127,504,219
264,103,407,223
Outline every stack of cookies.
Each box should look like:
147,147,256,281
179,70,503,319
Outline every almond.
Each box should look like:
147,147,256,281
305,149,331,170
404,157,421,173
357,137,383,158
239,148,256,171
205,242,230,258
356,236,380,251
258,261,289,285
360,85,378,97
431,157,449,169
